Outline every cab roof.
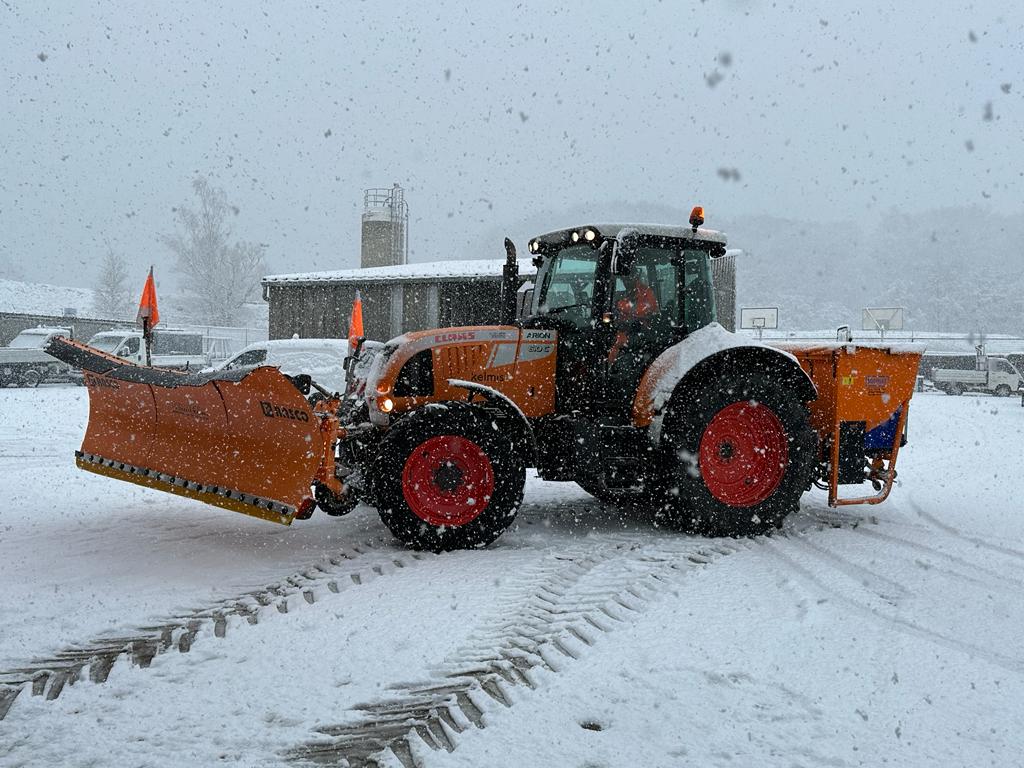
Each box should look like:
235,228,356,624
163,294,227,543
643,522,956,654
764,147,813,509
534,222,728,246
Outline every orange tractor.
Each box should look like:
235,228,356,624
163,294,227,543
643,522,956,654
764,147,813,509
48,211,923,549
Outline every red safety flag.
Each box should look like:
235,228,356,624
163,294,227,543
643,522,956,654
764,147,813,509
348,289,364,349
136,266,160,329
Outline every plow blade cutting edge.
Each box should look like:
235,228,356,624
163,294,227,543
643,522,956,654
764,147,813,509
46,337,328,525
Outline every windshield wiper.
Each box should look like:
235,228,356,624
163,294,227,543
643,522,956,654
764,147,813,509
542,302,587,315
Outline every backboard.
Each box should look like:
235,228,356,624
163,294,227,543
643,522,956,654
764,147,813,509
862,307,904,332
740,307,779,330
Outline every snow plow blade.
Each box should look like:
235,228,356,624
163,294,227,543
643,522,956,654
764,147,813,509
46,337,328,525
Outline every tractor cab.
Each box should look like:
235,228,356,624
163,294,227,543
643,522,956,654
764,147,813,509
523,218,727,421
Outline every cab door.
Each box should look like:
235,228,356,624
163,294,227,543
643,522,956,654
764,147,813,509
605,245,684,417
525,243,614,415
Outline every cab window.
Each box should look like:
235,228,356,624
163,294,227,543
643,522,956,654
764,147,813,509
226,349,267,369
611,246,680,328
119,337,141,356
535,244,599,327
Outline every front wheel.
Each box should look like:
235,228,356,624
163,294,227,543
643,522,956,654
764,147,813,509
995,384,1012,397
373,403,525,551
655,375,817,537
20,369,42,388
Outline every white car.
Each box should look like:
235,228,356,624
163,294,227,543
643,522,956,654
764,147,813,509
209,338,349,394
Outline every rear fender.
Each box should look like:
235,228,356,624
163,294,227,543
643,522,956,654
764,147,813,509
633,324,816,445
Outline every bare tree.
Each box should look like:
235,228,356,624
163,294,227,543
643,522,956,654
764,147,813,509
163,177,267,326
92,246,133,318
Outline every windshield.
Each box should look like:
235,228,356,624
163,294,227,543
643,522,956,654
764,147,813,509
88,334,127,353
223,348,267,369
534,244,599,318
8,331,51,349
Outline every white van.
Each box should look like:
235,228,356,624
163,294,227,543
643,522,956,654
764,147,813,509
86,329,210,370
209,338,349,393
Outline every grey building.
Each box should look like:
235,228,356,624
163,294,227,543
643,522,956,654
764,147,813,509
261,250,738,342
262,259,538,341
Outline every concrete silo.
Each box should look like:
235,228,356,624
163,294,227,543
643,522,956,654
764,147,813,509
361,184,409,268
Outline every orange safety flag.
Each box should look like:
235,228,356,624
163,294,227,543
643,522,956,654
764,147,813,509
347,288,364,349
136,266,160,329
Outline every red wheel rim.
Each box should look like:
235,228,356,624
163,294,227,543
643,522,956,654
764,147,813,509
402,435,495,526
698,401,789,508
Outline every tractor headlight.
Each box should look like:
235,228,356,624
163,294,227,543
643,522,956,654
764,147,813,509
378,397,394,413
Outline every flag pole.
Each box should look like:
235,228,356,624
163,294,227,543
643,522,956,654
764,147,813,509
144,316,152,366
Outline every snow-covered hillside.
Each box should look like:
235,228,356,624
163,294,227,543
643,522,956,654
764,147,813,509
0,387,1022,766
0,278,100,319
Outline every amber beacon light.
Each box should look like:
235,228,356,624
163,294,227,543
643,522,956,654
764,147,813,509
689,205,705,232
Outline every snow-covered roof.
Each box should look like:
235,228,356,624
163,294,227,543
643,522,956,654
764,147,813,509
262,258,538,286
0,278,106,319
738,329,1024,356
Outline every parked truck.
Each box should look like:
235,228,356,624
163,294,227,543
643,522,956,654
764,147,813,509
0,327,73,387
932,356,1022,396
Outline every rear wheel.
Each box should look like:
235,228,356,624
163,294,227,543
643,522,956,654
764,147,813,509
655,375,817,536
373,403,525,551
949,382,965,396
20,369,41,388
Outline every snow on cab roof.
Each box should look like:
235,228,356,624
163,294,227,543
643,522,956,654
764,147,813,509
262,258,538,286
534,223,728,244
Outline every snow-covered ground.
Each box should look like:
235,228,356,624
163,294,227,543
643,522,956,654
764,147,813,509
1,387,1023,767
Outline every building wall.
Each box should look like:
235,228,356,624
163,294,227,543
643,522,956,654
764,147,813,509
0,312,132,347
268,277,514,341
439,279,502,327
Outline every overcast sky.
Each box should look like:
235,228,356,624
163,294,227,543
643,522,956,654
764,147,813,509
2,1,1022,289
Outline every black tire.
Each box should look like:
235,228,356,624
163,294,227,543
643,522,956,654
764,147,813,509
995,384,1012,397
20,369,41,388
314,482,358,517
654,374,817,537
372,402,525,551
950,382,964,396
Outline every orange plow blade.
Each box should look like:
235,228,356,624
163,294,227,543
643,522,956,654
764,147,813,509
47,337,328,525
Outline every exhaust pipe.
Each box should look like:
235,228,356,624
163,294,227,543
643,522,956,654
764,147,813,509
501,237,518,325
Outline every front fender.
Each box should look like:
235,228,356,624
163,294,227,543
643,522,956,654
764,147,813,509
447,378,537,462
633,323,816,444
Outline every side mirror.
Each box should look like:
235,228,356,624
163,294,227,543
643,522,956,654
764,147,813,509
611,229,639,275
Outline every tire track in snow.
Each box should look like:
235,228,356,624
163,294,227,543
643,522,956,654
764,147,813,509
843,524,1024,593
760,536,1024,675
285,533,774,768
909,498,1024,563
789,535,912,604
0,535,430,722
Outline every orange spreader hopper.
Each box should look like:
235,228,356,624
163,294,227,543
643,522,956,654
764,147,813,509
46,337,334,525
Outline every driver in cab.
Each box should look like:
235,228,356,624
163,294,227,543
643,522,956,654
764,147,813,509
608,271,658,364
